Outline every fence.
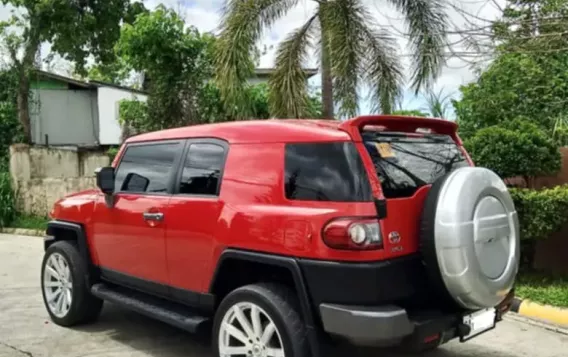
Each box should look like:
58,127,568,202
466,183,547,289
9,144,110,216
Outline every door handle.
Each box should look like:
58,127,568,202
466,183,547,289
143,212,164,221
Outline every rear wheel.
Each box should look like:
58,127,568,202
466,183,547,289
41,241,103,326
212,283,309,357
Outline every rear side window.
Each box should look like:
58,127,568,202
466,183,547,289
362,131,468,198
178,143,226,196
284,142,372,202
115,142,180,193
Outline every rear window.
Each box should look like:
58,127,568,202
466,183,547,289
362,131,468,198
284,142,372,202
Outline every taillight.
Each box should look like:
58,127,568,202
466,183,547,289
323,218,382,250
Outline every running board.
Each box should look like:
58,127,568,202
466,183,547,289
91,283,210,333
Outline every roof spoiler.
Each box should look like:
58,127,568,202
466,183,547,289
339,115,459,142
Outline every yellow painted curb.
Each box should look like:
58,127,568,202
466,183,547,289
518,300,568,327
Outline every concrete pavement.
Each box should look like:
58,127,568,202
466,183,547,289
1,233,567,357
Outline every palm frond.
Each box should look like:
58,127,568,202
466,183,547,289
268,15,317,118
360,27,403,114
215,0,299,119
388,0,448,93
320,0,368,118
422,88,452,119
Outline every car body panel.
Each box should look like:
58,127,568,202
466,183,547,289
49,115,469,293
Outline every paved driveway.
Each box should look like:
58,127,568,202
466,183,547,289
1,233,567,357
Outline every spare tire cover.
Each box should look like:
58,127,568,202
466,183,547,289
420,166,520,310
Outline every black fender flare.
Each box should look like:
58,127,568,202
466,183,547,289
209,249,324,357
45,220,98,285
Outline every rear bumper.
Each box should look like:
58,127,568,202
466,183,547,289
319,304,414,346
299,254,430,308
319,289,515,348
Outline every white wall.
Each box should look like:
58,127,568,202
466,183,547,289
97,86,147,145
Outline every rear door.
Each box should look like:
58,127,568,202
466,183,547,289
165,139,228,301
360,130,469,256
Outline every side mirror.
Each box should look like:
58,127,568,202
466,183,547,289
96,167,115,195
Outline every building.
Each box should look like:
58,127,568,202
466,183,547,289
28,67,319,148
249,68,319,85
28,70,148,148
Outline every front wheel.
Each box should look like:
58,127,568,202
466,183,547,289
212,283,309,357
41,240,103,326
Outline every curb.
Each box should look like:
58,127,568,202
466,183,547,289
0,228,44,237
511,297,568,328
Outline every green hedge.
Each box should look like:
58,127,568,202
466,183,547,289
510,186,568,242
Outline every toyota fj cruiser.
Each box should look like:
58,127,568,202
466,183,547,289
41,115,519,357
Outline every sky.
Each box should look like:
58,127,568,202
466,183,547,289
0,0,508,118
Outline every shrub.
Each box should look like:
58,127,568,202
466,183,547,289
510,186,568,269
106,147,120,163
0,171,16,228
465,118,561,187
0,101,23,168
510,186,568,242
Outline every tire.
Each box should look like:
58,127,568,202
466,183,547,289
41,240,103,326
419,166,520,310
420,172,460,310
212,283,309,357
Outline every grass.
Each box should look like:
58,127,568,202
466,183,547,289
516,271,568,308
10,214,49,230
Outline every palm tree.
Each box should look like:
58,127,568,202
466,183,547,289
423,88,453,119
215,0,448,120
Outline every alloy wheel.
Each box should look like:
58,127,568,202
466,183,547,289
43,252,73,318
219,302,285,357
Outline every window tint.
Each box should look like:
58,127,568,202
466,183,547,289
115,142,180,193
179,143,225,195
284,142,372,202
362,131,468,198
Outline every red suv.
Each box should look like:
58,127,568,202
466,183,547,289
41,116,519,357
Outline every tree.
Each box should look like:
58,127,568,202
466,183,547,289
114,7,324,135
492,0,568,52
215,0,448,120
422,88,452,119
118,81,323,136
391,109,429,117
85,57,134,86
454,0,568,139
455,52,568,139
0,69,23,168
464,118,561,188
0,0,145,143
81,2,149,86
116,6,217,130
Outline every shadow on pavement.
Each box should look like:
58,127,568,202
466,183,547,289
73,303,519,357
73,304,212,357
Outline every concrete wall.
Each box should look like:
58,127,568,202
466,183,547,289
10,145,110,216
29,88,99,146
97,86,147,145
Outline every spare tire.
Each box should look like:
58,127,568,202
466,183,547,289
420,166,520,310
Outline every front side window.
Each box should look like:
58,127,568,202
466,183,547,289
178,143,226,195
114,142,180,193
284,142,372,202
362,131,468,198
